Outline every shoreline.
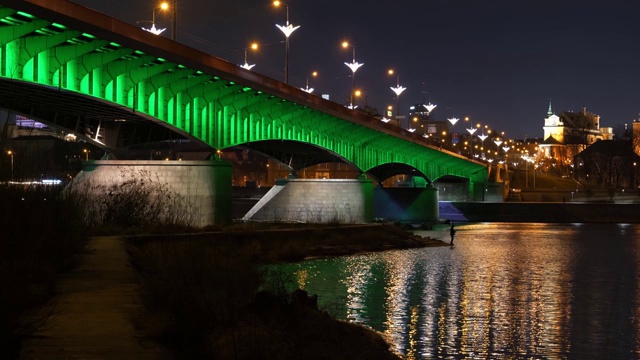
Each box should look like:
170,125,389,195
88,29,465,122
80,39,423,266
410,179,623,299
127,223,449,264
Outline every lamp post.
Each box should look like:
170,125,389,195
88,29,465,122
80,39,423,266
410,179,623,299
83,149,89,161
466,127,477,156
301,71,317,93
240,42,258,70
7,150,13,181
274,1,299,84
342,41,363,108
139,3,168,35
171,0,177,41
388,69,406,123
447,116,459,145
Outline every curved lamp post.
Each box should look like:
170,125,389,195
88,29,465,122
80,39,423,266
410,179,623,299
388,69,406,122
139,3,168,35
301,71,317,93
466,127,477,155
477,133,488,158
274,1,299,84
240,42,258,70
448,116,459,145
342,41,363,108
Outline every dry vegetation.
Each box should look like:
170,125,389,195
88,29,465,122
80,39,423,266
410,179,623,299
0,173,439,359
126,225,422,359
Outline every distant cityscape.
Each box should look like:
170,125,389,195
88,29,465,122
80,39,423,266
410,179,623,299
2,101,639,194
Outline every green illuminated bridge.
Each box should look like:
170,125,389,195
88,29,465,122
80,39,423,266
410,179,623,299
0,0,487,225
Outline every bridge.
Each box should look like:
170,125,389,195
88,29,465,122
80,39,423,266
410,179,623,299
0,0,488,226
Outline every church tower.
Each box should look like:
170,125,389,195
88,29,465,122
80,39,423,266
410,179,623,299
543,101,564,143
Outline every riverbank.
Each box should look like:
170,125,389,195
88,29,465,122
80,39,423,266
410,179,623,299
125,223,445,359
127,223,448,264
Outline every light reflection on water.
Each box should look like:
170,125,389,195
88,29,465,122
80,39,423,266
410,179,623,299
270,223,640,358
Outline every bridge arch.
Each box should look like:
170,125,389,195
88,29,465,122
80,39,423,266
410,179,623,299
0,0,487,197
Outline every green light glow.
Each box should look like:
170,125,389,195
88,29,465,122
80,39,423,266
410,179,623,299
0,3,487,190
16,11,35,19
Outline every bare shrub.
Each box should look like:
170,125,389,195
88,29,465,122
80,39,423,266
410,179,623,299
66,168,195,232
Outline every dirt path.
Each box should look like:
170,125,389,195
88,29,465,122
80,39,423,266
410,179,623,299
20,236,171,360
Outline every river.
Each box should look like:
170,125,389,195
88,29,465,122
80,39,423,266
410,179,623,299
269,222,640,359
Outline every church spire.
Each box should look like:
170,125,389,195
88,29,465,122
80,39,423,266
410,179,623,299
547,100,553,116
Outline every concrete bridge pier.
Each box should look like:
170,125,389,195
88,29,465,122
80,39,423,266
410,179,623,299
70,159,232,227
373,185,440,224
242,177,374,223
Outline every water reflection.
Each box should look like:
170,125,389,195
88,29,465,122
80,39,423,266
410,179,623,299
273,223,640,358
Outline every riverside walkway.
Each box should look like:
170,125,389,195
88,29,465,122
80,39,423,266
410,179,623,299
20,237,171,359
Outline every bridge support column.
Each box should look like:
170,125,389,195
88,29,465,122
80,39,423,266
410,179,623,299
243,178,374,223
469,181,486,201
374,185,439,224
70,159,231,227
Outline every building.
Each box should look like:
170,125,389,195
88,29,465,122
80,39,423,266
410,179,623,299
574,140,640,188
539,103,613,175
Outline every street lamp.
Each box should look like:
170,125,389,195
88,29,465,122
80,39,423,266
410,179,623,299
301,71,317,93
342,41,364,108
466,127,477,156
240,42,259,70
388,69,406,122
139,3,169,35
152,1,177,41
447,116,459,144
274,1,300,84
83,149,89,161
476,124,488,157
7,150,13,181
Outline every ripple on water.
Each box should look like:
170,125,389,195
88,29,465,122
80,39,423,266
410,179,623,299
268,223,640,358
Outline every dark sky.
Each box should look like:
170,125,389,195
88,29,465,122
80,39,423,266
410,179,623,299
72,0,640,139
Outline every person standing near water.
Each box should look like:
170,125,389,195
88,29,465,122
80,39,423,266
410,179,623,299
450,223,456,245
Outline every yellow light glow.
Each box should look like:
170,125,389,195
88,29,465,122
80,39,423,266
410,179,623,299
341,41,349,48
273,0,281,7
354,90,362,97
388,69,394,75
160,2,169,10
250,42,258,50
7,150,12,155
312,71,318,77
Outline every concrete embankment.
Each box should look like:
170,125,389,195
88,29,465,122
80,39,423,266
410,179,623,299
442,202,640,223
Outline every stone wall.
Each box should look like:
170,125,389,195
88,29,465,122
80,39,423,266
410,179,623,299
243,178,374,223
70,159,231,227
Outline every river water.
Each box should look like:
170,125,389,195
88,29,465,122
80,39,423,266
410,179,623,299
270,223,640,359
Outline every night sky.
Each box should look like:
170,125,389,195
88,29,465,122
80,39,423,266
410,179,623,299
72,0,640,139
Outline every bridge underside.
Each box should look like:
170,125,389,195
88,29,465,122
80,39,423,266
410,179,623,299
0,78,188,149
0,0,487,188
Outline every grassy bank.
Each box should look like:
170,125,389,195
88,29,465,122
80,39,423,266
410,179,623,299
0,185,89,358
127,223,440,359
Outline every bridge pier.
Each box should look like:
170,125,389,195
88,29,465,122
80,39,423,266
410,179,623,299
243,177,374,223
373,185,439,224
70,159,232,227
